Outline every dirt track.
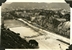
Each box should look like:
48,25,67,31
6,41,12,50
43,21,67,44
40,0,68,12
4,19,69,50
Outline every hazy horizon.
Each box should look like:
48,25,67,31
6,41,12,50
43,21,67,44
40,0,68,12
2,2,70,11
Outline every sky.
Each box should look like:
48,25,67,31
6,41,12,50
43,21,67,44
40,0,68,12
5,0,65,3
4,0,66,5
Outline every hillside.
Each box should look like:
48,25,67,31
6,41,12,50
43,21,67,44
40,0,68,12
1,2,70,12
1,26,37,49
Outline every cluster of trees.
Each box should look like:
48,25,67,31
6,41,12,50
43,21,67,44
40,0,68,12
2,12,15,20
1,25,39,49
2,9,70,21
31,10,70,38
2,9,70,38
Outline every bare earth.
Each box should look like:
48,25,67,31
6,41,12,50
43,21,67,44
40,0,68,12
4,19,69,50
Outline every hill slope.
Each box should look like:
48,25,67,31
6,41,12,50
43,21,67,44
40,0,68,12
2,2,70,11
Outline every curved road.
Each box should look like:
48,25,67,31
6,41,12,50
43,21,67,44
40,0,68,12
4,19,69,50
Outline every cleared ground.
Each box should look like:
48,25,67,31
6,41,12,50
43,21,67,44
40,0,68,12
4,19,69,50
4,19,28,28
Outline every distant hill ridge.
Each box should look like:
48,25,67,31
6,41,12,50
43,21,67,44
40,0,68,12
2,2,70,11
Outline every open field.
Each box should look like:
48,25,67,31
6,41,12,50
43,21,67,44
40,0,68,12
3,19,69,50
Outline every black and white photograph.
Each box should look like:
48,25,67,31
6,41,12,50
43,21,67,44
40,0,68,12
1,0,70,50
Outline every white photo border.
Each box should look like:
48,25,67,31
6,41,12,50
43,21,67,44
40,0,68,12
0,0,72,50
